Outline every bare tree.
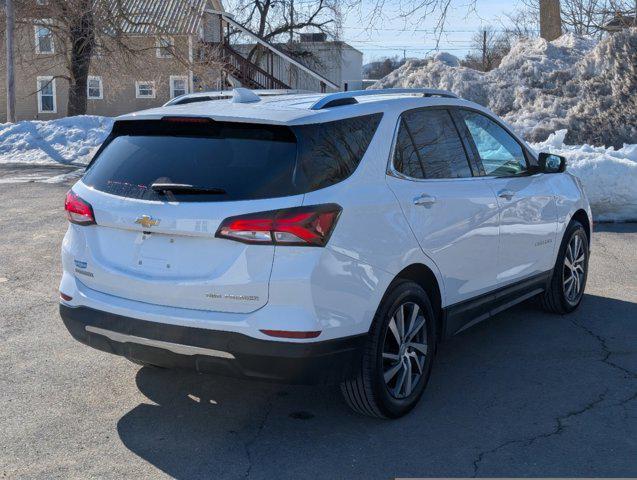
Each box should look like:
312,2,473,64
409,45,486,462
227,0,482,51
461,27,511,71
540,0,562,40
519,0,634,36
5,0,16,122
364,56,407,79
229,0,339,44
11,0,218,116
500,9,540,40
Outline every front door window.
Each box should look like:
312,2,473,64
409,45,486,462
459,110,527,177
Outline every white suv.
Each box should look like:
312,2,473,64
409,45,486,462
60,88,592,418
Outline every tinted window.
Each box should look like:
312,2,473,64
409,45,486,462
460,110,527,177
83,114,382,202
393,119,424,178
294,114,383,191
394,109,472,179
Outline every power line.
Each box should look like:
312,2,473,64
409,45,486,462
349,39,474,44
342,26,541,33
356,47,470,51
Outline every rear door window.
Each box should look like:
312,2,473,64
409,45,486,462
83,115,382,202
393,109,473,179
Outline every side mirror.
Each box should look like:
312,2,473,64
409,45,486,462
538,152,566,173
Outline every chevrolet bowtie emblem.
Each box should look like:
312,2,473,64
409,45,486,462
135,215,160,228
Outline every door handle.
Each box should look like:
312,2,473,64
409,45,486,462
414,194,436,206
498,189,515,200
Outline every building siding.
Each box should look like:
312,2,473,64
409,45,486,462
0,6,223,121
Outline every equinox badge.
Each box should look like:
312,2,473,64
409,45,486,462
135,215,160,228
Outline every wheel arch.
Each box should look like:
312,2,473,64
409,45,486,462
393,263,443,342
570,209,591,245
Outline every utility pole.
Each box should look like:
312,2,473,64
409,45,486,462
5,0,16,123
289,0,294,43
482,30,487,71
540,0,562,41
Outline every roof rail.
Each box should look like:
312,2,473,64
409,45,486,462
309,88,459,110
164,89,314,107
164,92,232,106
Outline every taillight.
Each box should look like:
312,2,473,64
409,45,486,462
216,204,342,247
64,190,96,225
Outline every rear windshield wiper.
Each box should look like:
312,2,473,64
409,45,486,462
150,183,227,195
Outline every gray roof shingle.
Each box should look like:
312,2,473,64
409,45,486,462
108,0,209,35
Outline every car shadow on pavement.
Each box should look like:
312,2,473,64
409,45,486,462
116,293,637,479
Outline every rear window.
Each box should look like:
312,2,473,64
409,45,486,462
82,114,382,202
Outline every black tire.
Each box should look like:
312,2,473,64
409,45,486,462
541,220,589,314
340,279,437,418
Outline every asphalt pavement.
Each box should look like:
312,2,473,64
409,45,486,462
1,179,636,479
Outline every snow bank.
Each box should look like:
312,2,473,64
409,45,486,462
530,130,637,222
0,116,113,165
372,28,637,148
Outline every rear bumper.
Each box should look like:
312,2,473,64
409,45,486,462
59,304,366,385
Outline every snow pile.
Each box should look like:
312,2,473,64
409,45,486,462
0,116,113,165
372,28,637,148
530,130,637,222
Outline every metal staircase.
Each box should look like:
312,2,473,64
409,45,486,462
217,43,290,90
204,9,339,93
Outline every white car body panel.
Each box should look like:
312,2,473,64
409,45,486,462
387,175,501,305
60,90,592,346
67,181,305,313
488,175,558,285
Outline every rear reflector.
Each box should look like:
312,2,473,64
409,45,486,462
65,191,96,225
260,330,321,339
216,204,342,247
60,292,73,301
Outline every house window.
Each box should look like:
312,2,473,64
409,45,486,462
170,76,188,98
135,81,156,99
36,0,49,5
34,22,54,54
37,76,56,113
156,37,174,58
87,76,103,100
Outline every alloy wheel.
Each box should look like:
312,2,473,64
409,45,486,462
563,233,586,304
382,302,428,399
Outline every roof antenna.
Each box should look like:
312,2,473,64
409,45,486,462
232,88,261,104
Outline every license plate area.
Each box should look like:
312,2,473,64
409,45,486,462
134,232,176,273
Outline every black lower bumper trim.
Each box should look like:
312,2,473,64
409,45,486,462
59,304,366,385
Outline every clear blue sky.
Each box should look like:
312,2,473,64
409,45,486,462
340,0,524,63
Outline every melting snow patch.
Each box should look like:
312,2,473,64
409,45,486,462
531,131,637,222
0,115,113,165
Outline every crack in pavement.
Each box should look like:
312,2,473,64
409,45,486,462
471,390,607,477
243,393,276,479
472,317,637,476
619,390,637,406
569,319,637,380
